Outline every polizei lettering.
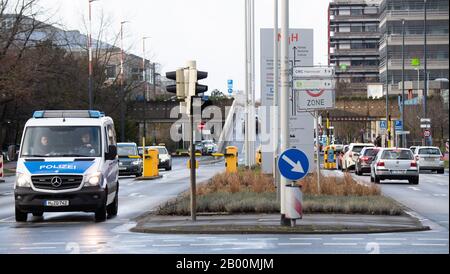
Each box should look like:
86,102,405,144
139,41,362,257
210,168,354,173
39,164,77,170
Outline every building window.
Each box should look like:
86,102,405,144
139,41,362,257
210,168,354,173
350,8,363,15
105,65,116,79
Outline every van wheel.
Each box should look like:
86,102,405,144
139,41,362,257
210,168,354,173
409,178,419,185
15,207,27,222
95,194,107,222
32,212,44,217
107,188,119,217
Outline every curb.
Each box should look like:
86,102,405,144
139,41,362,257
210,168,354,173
135,175,163,181
131,224,430,235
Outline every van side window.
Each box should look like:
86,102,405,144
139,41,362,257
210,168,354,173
107,124,116,146
104,127,109,152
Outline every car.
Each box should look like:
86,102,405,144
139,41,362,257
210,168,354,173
337,145,349,170
1,144,20,161
194,141,204,155
201,140,217,155
149,145,172,171
413,146,445,174
117,142,142,177
14,110,119,222
342,143,375,171
370,148,419,184
355,147,380,175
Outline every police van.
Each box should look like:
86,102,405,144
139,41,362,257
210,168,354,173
14,110,119,222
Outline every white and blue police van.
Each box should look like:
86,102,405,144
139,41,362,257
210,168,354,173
14,110,119,222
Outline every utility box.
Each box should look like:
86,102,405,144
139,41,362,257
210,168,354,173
143,148,159,177
225,146,238,173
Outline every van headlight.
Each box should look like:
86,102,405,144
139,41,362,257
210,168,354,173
84,172,102,187
16,173,32,188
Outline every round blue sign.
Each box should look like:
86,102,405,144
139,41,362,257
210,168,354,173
278,148,310,181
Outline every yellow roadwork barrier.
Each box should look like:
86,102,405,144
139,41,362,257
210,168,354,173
323,145,337,170
143,148,159,177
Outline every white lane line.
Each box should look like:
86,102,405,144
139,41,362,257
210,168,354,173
247,238,279,241
411,243,448,246
432,194,447,197
20,246,57,250
32,242,66,245
163,239,196,242
417,238,449,241
189,243,224,246
375,238,407,241
289,238,322,240
117,244,146,248
375,243,402,246
152,244,181,247
408,187,421,191
0,216,14,222
196,237,218,239
120,240,154,243
278,243,312,246
323,243,358,246
332,237,365,240
41,230,67,233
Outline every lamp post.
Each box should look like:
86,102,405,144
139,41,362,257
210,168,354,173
385,33,390,148
142,36,150,140
120,20,129,142
401,19,405,148
88,0,98,110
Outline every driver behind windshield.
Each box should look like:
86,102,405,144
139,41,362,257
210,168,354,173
76,132,96,156
34,135,52,156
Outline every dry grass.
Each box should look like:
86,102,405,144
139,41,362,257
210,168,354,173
301,172,380,196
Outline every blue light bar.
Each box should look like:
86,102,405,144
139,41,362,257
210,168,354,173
33,111,45,118
88,110,102,118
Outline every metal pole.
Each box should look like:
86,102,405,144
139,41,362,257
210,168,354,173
280,0,289,226
315,111,321,193
273,0,280,203
88,0,96,110
120,21,126,142
385,34,390,148
401,19,405,148
250,0,256,167
244,0,250,167
142,37,150,140
190,97,196,221
423,0,428,145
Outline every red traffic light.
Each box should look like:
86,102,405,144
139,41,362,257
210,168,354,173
198,122,206,130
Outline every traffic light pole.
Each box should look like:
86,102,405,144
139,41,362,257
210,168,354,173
190,96,197,222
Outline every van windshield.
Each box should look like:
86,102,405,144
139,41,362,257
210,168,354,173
21,126,101,157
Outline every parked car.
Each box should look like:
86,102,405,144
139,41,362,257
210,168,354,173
338,145,349,170
370,148,419,184
413,146,445,174
1,144,20,161
355,147,380,175
117,142,142,177
342,143,375,170
150,145,172,171
201,140,217,155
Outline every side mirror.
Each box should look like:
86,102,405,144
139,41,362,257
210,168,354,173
105,145,117,160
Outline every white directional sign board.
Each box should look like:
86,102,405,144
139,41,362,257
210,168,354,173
296,89,335,110
293,79,335,90
293,67,334,78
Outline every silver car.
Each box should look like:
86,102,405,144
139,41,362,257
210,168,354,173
413,146,445,174
370,148,419,184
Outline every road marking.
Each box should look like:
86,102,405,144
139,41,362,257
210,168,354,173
121,240,154,243
417,238,449,241
117,244,146,248
163,239,196,242
432,194,447,197
196,236,218,239
375,243,402,246
408,187,421,191
375,238,407,241
247,238,279,241
32,242,66,245
289,238,322,240
190,243,224,246
411,243,447,246
332,237,364,241
152,244,181,247
323,243,358,246
0,216,14,222
278,243,312,246
41,230,67,233
20,246,57,250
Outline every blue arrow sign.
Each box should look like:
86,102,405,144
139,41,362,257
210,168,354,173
395,120,403,131
380,120,387,130
278,148,309,181
228,88,233,94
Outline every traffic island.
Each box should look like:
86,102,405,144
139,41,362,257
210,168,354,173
131,214,429,235
131,169,430,234
135,175,163,181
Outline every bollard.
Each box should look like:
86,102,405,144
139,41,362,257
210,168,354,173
142,148,160,178
0,155,4,182
225,146,238,173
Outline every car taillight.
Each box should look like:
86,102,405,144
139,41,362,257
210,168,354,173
411,161,417,167
377,161,385,167
361,156,369,162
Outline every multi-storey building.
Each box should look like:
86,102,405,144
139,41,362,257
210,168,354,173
379,0,449,96
328,0,382,97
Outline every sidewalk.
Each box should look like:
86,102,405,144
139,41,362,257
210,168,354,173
131,213,429,235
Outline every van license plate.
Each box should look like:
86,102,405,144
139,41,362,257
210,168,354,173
45,200,69,207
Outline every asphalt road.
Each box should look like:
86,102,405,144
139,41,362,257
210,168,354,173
0,158,448,254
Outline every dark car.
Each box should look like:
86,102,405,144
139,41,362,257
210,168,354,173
1,144,20,161
355,147,380,175
117,142,142,177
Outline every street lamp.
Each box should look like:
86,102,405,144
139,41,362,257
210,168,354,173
88,0,98,110
120,20,129,142
401,18,405,148
142,36,151,140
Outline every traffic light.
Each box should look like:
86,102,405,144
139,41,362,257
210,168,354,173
188,69,208,97
166,68,186,99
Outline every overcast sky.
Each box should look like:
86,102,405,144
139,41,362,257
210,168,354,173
38,0,331,98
